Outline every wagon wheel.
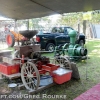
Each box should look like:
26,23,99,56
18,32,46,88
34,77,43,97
21,62,40,91
54,56,71,69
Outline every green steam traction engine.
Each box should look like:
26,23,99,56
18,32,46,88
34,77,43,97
55,30,87,61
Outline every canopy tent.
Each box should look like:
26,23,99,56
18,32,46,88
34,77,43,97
0,0,100,20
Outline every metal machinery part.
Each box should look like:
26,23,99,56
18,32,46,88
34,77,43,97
13,31,50,91
13,50,20,58
54,30,87,61
21,55,50,91
19,30,37,46
67,30,87,60
21,62,40,91
19,46,49,91
30,52,41,59
54,56,71,69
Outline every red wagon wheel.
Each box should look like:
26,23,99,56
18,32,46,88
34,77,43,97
21,62,40,91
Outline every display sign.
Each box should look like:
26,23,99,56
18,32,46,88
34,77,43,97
83,12,92,20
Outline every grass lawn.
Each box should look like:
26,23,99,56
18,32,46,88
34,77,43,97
0,39,100,100
40,39,100,100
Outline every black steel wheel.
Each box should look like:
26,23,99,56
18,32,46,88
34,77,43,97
46,43,55,52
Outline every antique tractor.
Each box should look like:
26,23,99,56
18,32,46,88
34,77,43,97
5,25,37,47
55,30,87,61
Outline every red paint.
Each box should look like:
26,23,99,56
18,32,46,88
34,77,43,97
0,63,20,75
51,70,72,84
6,35,12,45
42,64,59,72
74,83,100,100
36,36,40,42
21,55,24,63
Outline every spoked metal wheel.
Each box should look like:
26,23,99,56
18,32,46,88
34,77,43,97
21,62,40,91
54,56,71,69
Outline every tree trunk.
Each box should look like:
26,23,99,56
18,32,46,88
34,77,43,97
83,20,86,35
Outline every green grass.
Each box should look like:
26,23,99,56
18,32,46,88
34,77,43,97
1,40,100,100
40,39,100,100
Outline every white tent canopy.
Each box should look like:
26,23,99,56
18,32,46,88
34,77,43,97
0,0,100,19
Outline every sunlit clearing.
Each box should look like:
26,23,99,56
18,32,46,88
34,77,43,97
92,49,100,53
48,14,61,23
89,49,100,56
94,45,100,48
0,16,11,20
